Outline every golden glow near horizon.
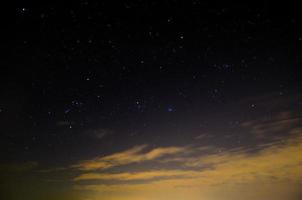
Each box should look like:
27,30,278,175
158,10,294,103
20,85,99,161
2,111,302,200
72,131,302,200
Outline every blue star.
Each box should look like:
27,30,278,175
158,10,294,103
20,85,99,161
64,108,71,114
167,107,174,112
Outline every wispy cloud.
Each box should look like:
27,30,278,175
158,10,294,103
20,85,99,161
241,111,302,139
194,133,209,140
74,129,302,200
85,128,114,140
74,169,199,181
72,145,187,171
60,109,302,200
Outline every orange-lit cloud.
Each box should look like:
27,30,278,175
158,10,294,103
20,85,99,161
74,128,302,200
72,145,187,171
74,169,200,181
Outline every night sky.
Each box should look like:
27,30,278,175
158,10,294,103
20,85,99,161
4,1,302,200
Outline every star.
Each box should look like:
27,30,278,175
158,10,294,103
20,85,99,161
167,107,174,112
64,108,71,114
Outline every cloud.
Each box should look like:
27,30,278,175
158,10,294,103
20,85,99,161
69,109,302,200
85,128,114,140
194,133,209,140
241,111,302,139
72,145,187,171
74,170,199,181
184,133,302,184
75,131,302,200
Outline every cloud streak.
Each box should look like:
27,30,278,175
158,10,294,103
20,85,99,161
72,145,187,171
241,111,302,139
74,129,302,200
74,169,200,181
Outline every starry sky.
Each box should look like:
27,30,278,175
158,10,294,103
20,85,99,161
4,1,302,200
